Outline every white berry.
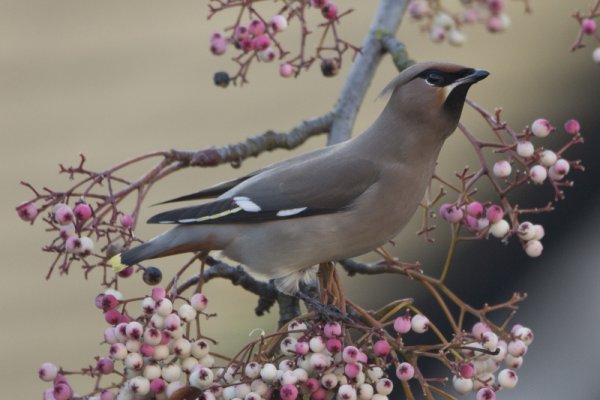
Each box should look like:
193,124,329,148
516,141,534,157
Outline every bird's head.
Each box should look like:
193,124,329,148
380,61,489,138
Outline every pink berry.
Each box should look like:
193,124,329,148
344,363,361,378
253,34,271,51
564,119,581,135
304,378,320,393
120,214,134,228
239,37,254,53
464,215,479,230
487,0,504,14
65,236,81,253
486,205,504,223
248,19,266,36
16,202,38,221
280,384,299,400
583,18,597,34
98,294,118,311
118,265,134,278
430,27,447,43
358,350,368,363
324,321,342,337
486,14,509,32
466,201,484,218
439,203,463,223
96,357,114,374
39,362,59,381
295,341,309,355
310,0,327,8
53,383,73,400
311,388,327,400
459,362,475,378
393,314,411,334
373,339,391,357
326,338,342,353
210,38,227,55
141,343,155,356
476,387,496,400
150,378,166,394
74,203,93,221
53,374,69,386
54,205,74,225
270,14,288,32
100,390,116,400
104,309,122,325
342,346,360,363
531,118,553,138
210,32,223,41
234,24,250,39
396,362,415,381
59,224,75,240
463,8,480,23
321,2,337,20
279,63,294,78
152,287,166,302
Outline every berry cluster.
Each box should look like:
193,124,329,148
451,321,533,399
570,0,600,64
207,0,359,86
38,279,532,400
432,111,583,259
406,0,529,46
15,153,170,286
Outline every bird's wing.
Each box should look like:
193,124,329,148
147,155,379,225
153,172,261,205
154,146,336,204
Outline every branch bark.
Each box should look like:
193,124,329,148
170,113,334,168
327,0,409,145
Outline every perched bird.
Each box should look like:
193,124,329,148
109,61,488,293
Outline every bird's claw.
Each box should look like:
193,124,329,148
295,291,353,323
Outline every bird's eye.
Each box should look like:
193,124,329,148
425,72,445,87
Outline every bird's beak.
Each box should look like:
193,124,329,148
458,69,489,85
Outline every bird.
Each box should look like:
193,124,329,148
109,61,489,294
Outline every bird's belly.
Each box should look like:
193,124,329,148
222,205,413,278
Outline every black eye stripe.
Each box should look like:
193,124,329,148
417,68,475,87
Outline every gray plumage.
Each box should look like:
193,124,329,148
111,62,489,294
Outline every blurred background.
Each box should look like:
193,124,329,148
2,0,599,398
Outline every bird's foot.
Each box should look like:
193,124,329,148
295,291,353,323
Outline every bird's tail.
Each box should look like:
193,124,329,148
108,226,227,272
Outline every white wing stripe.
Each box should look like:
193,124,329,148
276,207,307,217
234,196,262,212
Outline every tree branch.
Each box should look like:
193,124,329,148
170,112,334,168
176,256,278,317
327,0,409,145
